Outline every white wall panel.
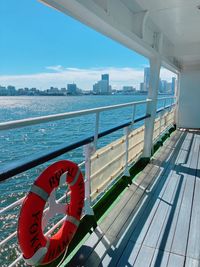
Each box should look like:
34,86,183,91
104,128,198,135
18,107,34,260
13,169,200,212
178,69,200,129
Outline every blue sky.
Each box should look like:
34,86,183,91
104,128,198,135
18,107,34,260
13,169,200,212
0,0,174,90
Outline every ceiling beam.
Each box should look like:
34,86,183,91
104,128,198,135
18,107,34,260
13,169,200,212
40,0,181,70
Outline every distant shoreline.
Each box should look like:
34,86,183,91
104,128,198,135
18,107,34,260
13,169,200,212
0,92,173,97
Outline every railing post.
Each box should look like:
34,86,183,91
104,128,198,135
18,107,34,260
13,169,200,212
131,105,136,127
143,57,161,157
84,143,94,216
124,126,131,176
158,98,166,140
94,112,100,151
124,104,136,176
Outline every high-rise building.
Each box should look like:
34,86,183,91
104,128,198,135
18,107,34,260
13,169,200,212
171,77,176,95
144,67,150,92
101,74,109,82
67,83,77,95
93,74,110,94
140,82,144,92
160,80,167,93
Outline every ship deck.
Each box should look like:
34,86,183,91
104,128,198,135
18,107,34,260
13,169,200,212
68,129,200,267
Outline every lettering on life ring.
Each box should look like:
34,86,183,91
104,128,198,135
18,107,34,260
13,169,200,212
17,160,85,266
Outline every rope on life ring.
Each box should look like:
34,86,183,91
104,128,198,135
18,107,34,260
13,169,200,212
17,160,85,266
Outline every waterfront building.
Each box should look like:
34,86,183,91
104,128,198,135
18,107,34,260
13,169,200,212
123,86,136,94
101,74,109,82
171,77,176,95
7,86,16,96
61,88,67,95
0,86,7,95
160,80,167,93
46,87,59,95
93,74,110,94
93,82,100,94
67,83,77,95
144,67,150,92
140,82,144,92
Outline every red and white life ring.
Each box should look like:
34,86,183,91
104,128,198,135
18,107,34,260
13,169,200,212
18,160,85,266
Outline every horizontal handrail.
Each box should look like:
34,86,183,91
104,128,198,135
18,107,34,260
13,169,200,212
156,103,175,114
0,99,151,131
157,96,176,100
0,114,150,182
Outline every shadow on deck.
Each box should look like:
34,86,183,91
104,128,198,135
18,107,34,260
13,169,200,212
68,130,200,267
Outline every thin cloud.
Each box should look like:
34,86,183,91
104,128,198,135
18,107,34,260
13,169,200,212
0,66,176,91
45,65,65,72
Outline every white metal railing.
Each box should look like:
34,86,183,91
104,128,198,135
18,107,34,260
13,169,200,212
0,99,151,131
0,97,175,267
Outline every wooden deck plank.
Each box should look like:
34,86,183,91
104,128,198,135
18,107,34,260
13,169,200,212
128,136,188,245
167,253,185,267
186,179,200,260
170,134,198,256
67,227,104,267
150,249,169,267
130,172,175,245
185,257,199,267
142,172,180,248
155,174,186,252
115,242,141,267
100,186,138,233
106,187,145,238
131,245,154,267
163,131,182,149
154,133,195,252
153,133,195,252
170,180,195,257
83,234,112,267
186,137,200,260
181,132,195,151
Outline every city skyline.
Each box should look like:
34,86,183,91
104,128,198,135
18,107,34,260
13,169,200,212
0,67,176,92
0,72,176,96
0,1,176,91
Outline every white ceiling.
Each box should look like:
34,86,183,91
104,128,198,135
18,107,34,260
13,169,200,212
134,0,200,44
130,0,200,66
41,0,200,68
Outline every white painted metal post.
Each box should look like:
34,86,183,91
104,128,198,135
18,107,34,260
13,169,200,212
131,105,136,127
84,144,94,216
143,57,161,157
159,98,166,140
175,72,180,126
124,126,131,176
124,104,136,176
94,112,100,151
